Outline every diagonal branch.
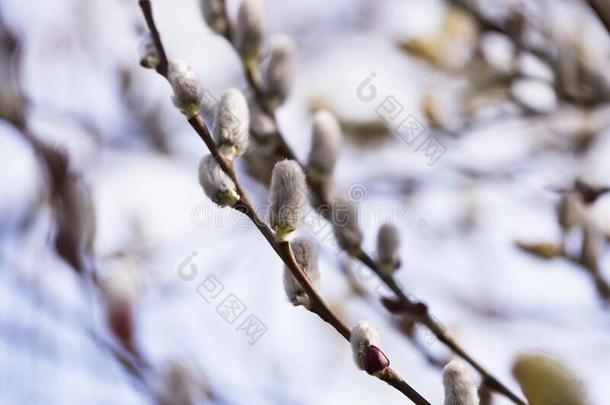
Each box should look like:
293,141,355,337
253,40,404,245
137,2,430,404
208,3,526,403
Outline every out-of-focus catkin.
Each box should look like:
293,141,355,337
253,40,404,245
332,197,363,254
307,110,342,178
377,224,400,274
168,59,202,118
200,0,229,36
264,34,295,108
512,353,588,405
235,0,264,62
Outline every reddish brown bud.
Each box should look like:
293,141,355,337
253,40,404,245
364,345,390,374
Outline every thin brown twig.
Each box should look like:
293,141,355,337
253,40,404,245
137,3,430,404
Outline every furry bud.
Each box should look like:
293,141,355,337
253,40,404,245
307,110,342,177
442,360,479,405
283,238,320,309
557,191,584,232
168,59,202,118
200,0,229,36
332,198,363,254
350,321,389,375
269,160,307,239
235,0,265,61
264,34,295,108
198,155,239,207
138,32,159,69
213,88,250,159
512,353,588,405
377,224,400,273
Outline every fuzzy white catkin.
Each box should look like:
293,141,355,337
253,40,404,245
200,0,228,35
198,155,239,207
168,59,202,118
138,32,159,69
307,110,342,177
283,238,320,308
235,0,265,61
350,320,381,370
213,88,250,159
442,360,480,405
332,197,363,253
377,224,400,268
264,34,295,107
269,160,307,239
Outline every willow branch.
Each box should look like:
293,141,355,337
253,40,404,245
138,3,429,403
189,103,429,405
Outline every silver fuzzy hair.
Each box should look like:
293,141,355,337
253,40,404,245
332,197,363,253
168,59,203,118
200,0,228,36
269,160,307,239
264,34,295,108
198,155,239,207
283,238,320,308
213,88,250,159
350,320,381,370
443,360,480,405
138,32,159,69
377,224,400,270
307,110,342,177
235,0,265,61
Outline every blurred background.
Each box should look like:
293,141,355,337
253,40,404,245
1,0,610,404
